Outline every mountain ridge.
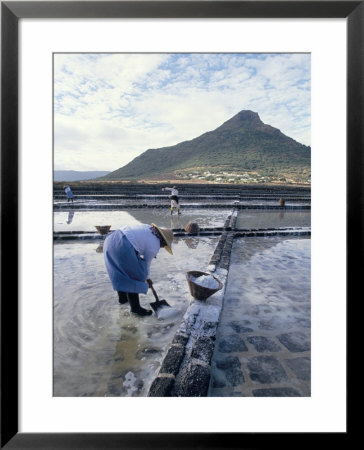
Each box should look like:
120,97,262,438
104,110,310,184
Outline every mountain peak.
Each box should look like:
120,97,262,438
220,110,262,131
234,110,261,121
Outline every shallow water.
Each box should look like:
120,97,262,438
54,209,231,232
236,210,311,229
54,197,237,205
53,236,218,396
209,237,311,397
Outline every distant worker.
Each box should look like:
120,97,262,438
162,185,181,215
103,223,174,316
63,185,74,203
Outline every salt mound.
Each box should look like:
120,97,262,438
156,306,179,320
190,274,219,289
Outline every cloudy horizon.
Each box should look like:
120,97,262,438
54,53,310,172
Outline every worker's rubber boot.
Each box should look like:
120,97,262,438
117,291,129,304
127,293,152,316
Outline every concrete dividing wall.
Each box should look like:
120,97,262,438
148,231,233,397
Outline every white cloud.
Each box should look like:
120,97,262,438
54,53,310,171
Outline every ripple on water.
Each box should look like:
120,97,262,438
54,237,219,396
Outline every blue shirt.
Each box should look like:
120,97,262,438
120,224,160,277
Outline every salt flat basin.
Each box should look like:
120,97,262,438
53,236,219,397
54,208,231,232
54,197,237,205
209,236,311,397
236,210,311,229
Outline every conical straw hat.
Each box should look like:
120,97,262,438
151,223,174,255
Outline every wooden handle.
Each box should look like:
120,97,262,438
149,283,160,302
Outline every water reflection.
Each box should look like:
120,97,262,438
95,243,104,253
106,310,171,396
170,214,182,229
66,211,75,224
184,237,200,249
54,209,230,232
125,208,229,230
107,319,142,396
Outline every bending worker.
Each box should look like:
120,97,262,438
162,185,181,215
103,223,174,316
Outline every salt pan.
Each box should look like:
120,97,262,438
190,274,219,289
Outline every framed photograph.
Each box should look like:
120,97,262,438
2,1,357,448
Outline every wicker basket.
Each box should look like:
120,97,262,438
186,270,223,300
95,225,111,235
184,222,200,234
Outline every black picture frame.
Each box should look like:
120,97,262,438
1,1,357,448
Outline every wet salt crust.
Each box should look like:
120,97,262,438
190,274,219,289
209,236,311,397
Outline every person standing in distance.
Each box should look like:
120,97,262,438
162,186,181,215
63,185,74,203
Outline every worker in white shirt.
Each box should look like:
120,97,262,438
162,186,181,215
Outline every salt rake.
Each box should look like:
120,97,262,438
149,281,171,315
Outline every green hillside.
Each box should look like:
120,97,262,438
104,110,310,184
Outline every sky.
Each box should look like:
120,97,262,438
54,53,310,172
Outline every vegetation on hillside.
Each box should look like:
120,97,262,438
103,110,310,184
